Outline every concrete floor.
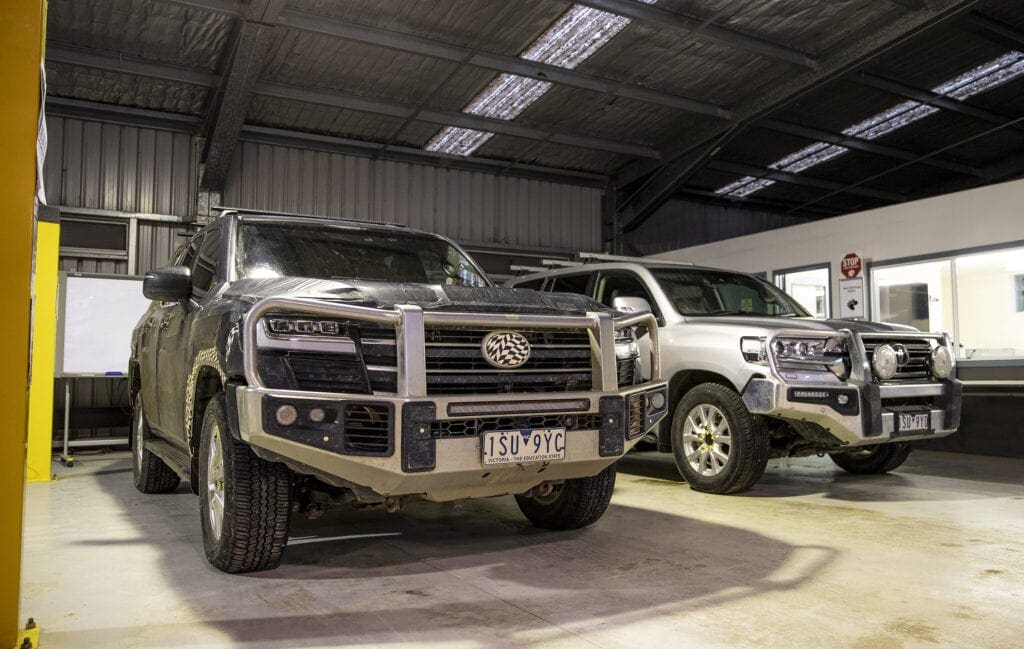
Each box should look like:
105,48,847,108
20,449,1024,649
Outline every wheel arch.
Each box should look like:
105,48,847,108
190,365,224,459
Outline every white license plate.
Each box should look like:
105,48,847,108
896,412,930,433
481,428,566,466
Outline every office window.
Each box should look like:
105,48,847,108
871,246,1024,360
774,266,830,318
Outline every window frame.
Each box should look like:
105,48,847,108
773,262,832,319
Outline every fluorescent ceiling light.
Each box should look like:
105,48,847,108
425,1,655,156
716,51,1024,199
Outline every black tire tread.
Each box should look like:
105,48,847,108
671,383,769,495
829,443,912,475
201,395,292,573
133,402,181,494
515,464,616,530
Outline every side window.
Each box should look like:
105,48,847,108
549,273,592,295
191,229,221,300
596,272,657,311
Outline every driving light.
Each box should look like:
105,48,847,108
266,318,349,337
649,391,666,410
872,344,899,380
275,404,298,426
309,407,326,423
931,346,953,379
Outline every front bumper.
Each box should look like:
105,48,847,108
742,378,962,446
234,382,669,501
741,328,962,447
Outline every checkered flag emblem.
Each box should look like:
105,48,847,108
481,330,532,368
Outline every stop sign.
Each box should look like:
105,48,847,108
841,253,862,278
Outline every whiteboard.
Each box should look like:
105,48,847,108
57,273,152,377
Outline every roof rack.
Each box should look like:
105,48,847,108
212,206,409,228
576,252,694,266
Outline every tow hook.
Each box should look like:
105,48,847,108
384,495,404,513
534,482,555,498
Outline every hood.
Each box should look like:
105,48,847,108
684,315,919,334
224,278,610,316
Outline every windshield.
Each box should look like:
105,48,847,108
651,268,810,317
237,222,490,286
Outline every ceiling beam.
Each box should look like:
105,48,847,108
200,0,288,191
46,44,220,87
707,160,908,202
961,11,1024,51
851,71,1019,127
256,82,660,159
275,9,731,120
612,0,974,233
164,0,731,120
45,96,202,131
757,118,987,177
239,125,609,188
673,188,844,219
575,0,818,69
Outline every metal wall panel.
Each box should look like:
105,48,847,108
44,115,197,216
623,197,812,256
223,141,602,252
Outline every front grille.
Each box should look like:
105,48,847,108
863,338,934,382
424,326,594,395
343,404,391,454
258,351,398,393
431,413,604,438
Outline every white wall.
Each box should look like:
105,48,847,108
651,179,1024,318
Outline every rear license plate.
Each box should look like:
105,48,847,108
895,411,931,433
482,428,566,466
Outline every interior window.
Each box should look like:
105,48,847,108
549,273,592,295
191,229,221,299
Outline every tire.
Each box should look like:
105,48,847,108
199,394,292,573
515,464,616,530
671,383,769,494
132,396,181,494
829,443,912,475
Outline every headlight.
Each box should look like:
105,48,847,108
931,346,953,379
266,317,348,337
615,327,639,358
770,335,849,378
741,337,767,364
872,344,898,380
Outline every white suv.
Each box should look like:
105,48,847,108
508,259,962,494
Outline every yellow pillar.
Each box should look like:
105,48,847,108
27,215,60,483
0,0,45,645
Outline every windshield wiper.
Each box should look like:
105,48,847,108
702,310,759,316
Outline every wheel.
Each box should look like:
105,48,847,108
515,464,616,530
829,443,912,475
132,396,181,494
199,394,293,573
671,383,769,494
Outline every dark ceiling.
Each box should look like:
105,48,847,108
44,0,1024,231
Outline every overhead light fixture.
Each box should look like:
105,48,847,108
716,51,1024,199
425,1,657,156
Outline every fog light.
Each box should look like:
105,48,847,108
275,404,298,426
931,346,953,379
309,407,326,423
837,394,849,405
649,391,666,410
872,344,898,380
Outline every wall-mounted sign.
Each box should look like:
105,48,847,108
839,277,865,319
841,252,862,279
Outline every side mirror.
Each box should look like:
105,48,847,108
143,266,192,302
613,296,652,315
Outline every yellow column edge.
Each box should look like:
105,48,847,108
26,220,59,483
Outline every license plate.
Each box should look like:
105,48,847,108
896,411,931,433
481,428,566,466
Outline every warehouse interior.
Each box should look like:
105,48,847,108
3,0,1023,647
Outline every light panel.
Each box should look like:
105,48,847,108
425,1,656,156
716,51,1024,199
